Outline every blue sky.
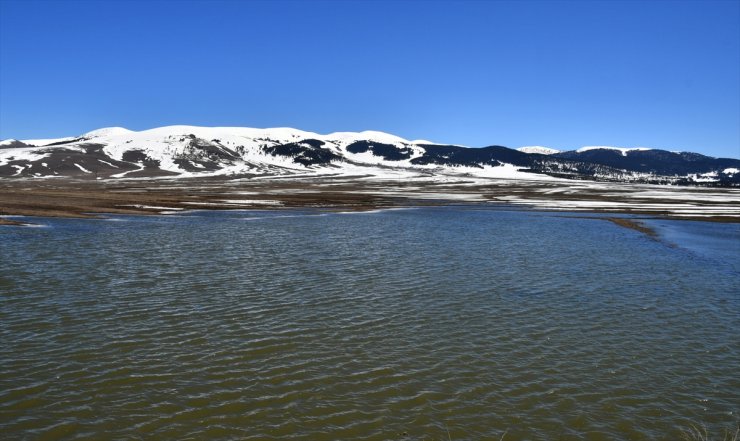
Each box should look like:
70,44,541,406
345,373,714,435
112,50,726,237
1,0,738,158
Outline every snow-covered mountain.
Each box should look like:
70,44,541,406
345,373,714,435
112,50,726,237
1,126,738,185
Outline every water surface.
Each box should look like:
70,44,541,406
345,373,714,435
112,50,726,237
1,207,738,440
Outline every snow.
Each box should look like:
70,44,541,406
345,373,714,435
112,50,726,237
517,146,561,155
82,127,133,138
576,146,653,156
20,136,76,146
723,168,739,175
327,130,410,145
487,181,740,218
122,204,184,211
495,196,740,216
220,199,283,205
0,146,51,166
631,190,740,203
110,165,144,178
98,160,119,168
442,163,556,180
74,163,92,173
89,124,467,180
403,192,487,202
96,125,328,176
690,171,719,182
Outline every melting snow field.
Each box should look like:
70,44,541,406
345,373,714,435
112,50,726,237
0,172,738,222
479,181,740,218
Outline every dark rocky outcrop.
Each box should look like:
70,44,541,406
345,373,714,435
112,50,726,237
263,140,341,166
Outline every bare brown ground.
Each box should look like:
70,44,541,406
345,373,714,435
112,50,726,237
1,177,738,229
0,178,410,219
0,218,25,226
604,218,659,237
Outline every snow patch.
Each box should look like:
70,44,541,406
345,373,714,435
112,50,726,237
220,199,283,205
689,171,719,182
20,136,76,146
517,146,561,155
122,204,184,211
0,147,51,166
82,127,133,138
74,163,92,173
576,146,652,156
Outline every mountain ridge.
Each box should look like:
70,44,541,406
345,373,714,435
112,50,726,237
1,125,738,185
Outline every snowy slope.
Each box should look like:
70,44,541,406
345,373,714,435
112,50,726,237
1,125,738,184
0,125,547,180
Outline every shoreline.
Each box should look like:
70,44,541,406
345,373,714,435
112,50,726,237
2,177,739,228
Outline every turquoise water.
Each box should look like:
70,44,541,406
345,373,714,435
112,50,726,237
1,207,738,440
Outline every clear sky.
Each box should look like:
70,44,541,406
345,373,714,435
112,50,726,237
1,0,738,158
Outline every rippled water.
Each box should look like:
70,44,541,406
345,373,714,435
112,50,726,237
1,207,739,440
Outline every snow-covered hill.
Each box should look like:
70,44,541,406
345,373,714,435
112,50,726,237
1,125,738,185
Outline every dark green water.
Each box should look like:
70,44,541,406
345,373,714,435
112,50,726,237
1,207,738,440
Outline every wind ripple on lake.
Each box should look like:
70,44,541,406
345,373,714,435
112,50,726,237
1,208,739,440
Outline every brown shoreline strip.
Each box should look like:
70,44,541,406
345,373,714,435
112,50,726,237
604,217,658,238
0,218,26,226
554,215,660,239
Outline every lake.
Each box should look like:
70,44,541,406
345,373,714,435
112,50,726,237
1,207,738,440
